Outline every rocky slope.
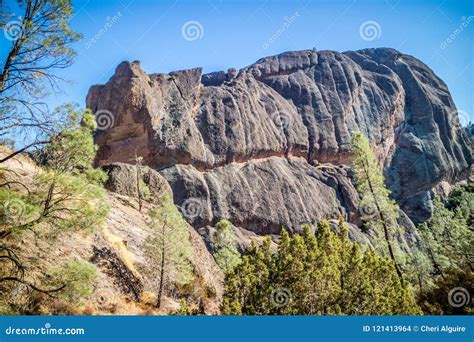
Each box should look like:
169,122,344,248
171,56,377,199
87,48,472,241
0,149,223,314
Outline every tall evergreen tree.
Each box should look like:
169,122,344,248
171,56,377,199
0,105,108,302
131,153,151,212
0,105,108,239
418,196,473,277
351,132,403,279
0,0,82,163
142,194,194,308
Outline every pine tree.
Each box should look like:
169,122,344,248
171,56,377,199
312,221,342,314
0,0,82,164
0,105,108,305
142,194,194,308
0,105,108,238
272,229,308,314
351,132,403,279
417,268,473,315
47,260,97,304
299,225,321,314
222,220,421,315
212,220,241,273
418,196,473,277
446,181,474,226
222,238,272,315
135,154,144,212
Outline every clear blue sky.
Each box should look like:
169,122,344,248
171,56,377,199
3,0,474,123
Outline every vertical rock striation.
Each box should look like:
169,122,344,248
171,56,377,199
87,48,472,236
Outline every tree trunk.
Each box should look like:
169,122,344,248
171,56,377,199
0,2,32,94
426,246,446,281
136,164,142,212
363,160,403,281
379,209,403,280
156,245,165,308
0,141,50,164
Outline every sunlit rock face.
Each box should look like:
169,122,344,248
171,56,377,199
87,48,472,238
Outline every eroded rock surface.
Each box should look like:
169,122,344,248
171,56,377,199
103,162,171,205
87,48,472,232
160,157,359,234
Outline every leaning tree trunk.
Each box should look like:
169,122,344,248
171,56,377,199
156,243,166,308
363,160,403,282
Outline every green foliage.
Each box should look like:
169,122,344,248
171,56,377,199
404,249,433,293
169,299,203,316
408,184,473,314
0,302,20,315
418,196,473,276
446,181,474,226
0,105,108,313
142,194,194,308
0,186,39,226
350,132,473,314
351,132,403,277
419,197,474,283
0,176,107,237
0,0,82,148
222,237,273,315
1,106,108,238
47,260,97,304
138,179,152,202
41,104,107,185
34,172,108,234
223,220,421,315
133,155,150,211
417,268,473,315
213,220,241,273
170,299,192,315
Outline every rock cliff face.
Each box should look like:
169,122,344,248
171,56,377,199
87,48,472,237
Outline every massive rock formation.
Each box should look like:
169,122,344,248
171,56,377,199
87,48,472,240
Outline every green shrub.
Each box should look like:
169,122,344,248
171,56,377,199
48,260,98,304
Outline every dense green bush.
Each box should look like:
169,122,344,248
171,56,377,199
223,220,421,315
